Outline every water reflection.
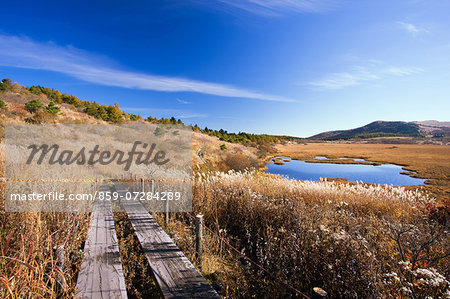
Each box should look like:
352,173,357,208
266,157,426,186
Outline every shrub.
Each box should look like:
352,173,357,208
24,98,44,113
220,144,227,151
223,153,258,171
154,127,165,136
45,101,60,115
25,111,57,124
0,98,7,110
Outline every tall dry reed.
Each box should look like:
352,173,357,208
191,170,449,298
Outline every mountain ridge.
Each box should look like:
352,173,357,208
309,120,450,140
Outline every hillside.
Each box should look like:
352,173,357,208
309,120,450,141
0,78,267,172
0,77,303,147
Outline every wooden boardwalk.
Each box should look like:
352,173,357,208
75,182,128,299
76,181,219,298
113,182,220,299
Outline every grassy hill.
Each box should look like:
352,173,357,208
0,77,303,147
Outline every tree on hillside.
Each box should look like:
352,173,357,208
25,99,44,113
129,114,141,121
0,78,13,91
29,85,42,95
97,105,109,120
45,101,60,115
84,102,100,117
62,94,81,107
106,104,123,122
48,89,63,103
146,116,158,123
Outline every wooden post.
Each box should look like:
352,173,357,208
195,214,203,269
150,180,154,194
73,210,79,236
165,199,169,227
312,287,327,298
140,178,144,192
56,246,66,290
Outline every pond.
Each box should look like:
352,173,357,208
266,157,426,186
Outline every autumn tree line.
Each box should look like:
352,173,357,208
192,126,301,145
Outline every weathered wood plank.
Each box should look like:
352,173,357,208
75,182,128,299
114,182,220,299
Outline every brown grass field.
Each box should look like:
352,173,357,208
275,143,450,201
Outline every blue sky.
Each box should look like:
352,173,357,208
0,0,449,137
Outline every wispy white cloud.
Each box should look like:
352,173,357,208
177,98,192,104
308,65,423,90
123,107,208,119
0,34,295,102
176,113,208,119
383,66,423,76
397,21,429,37
217,0,337,16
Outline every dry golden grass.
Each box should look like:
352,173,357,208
153,212,247,297
0,141,91,298
192,132,260,171
144,169,449,297
113,212,161,298
0,208,91,298
0,96,100,297
276,143,450,201
184,170,449,298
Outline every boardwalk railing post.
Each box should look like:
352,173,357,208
140,178,144,192
165,199,169,227
73,210,79,236
56,246,66,291
195,214,203,270
312,287,327,298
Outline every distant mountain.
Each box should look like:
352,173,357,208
413,120,450,137
309,121,450,140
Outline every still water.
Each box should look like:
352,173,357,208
266,157,426,186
